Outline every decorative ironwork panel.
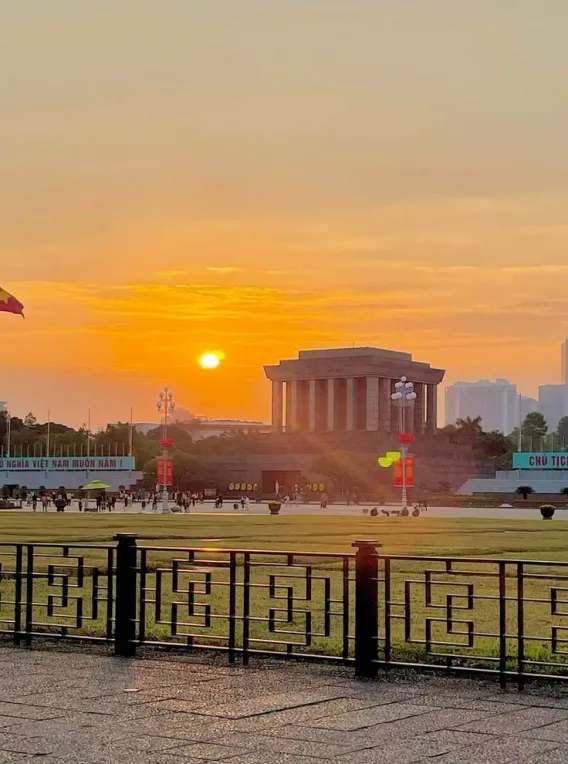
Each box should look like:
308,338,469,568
137,547,354,663
139,548,236,653
0,543,114,643
0,545,21,636
378,555,568,685
244,553,351,661
516,560,568,682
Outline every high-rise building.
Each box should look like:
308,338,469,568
519,396,539,421
535,341,568,431
444,379,518,433
538,384,567,431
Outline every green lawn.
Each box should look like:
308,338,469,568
1,511,568,559
2,513,568,676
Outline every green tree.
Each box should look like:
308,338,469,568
557,416,568,446
0,410,7,451
443,416,483,446
475,430,512,470
522,412,548,449
23,412,37,428
510,412,549,452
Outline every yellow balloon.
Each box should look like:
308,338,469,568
387,451,401,462
378,457,391,468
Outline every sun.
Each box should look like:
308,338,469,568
198,351,223,369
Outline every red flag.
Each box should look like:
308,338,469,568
0,286,24,318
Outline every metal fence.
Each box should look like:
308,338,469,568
2,535,568,687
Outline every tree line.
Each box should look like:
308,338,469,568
442,412,568,470
0,411,259,488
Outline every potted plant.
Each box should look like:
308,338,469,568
540,504,555,520
268,500,281,515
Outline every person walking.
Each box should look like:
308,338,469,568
41,495,49,513
32,493,38,512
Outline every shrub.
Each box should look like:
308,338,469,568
516,486,534,500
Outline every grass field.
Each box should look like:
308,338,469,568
2,511,568,559
2,513,568,674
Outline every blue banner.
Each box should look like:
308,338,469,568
512,452,568,469
0,456,136,471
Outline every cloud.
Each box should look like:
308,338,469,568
156,269,189,279
206,266,244,274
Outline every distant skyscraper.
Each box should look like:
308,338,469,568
538,384,567,431
445,379,518,434
519,396,539,420
562,339,568,385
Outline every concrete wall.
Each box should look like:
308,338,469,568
459,469,568,494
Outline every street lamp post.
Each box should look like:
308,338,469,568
391,377,417,509
156,387,175,514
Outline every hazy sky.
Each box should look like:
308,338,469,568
2,1,568,426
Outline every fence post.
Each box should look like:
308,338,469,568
114,534,138,657
353,539,379,678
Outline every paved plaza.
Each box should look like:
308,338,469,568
6,501,567,521
1,648,568,762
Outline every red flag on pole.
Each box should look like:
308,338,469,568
0,286,24,318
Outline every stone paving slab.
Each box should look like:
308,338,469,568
3,647,568,763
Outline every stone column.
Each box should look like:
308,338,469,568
366,377,379,431
327,379,335,432
287,380,298,432
379,377,392,433
426,384,438,434
346,378,356,431
413,382,425,435
308,379,317,432
271,381,283,432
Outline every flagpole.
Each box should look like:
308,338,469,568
517,394,522,452
7,410,10,458
46,410,51,458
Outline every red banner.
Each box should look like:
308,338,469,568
393,456,414,487
157,457,173,486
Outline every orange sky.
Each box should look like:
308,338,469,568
2,2,568,427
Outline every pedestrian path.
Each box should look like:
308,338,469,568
0,647,567,762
